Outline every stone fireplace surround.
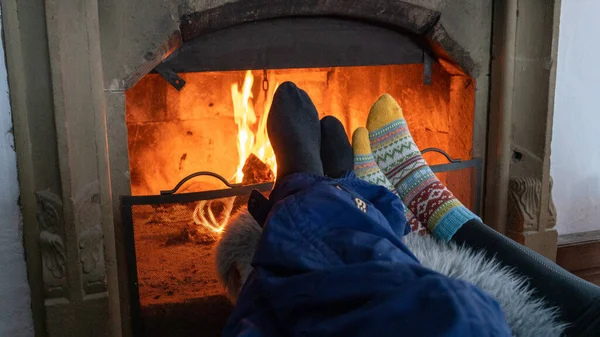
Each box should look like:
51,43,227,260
1,0,560,336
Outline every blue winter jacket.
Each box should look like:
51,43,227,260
223,173,511,337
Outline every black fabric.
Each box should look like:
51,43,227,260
320,116,353,178
247,189,273,227
267,82,323,180
453,219,600,337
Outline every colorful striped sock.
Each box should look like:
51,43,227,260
352,127,425,234
366,94,478,242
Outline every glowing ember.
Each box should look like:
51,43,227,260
192,199,233,234
194,71,278,233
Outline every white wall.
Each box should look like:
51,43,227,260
551,0,600,235
0,7,35,337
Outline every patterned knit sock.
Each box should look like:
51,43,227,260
366,94,478,241
352,127,425,234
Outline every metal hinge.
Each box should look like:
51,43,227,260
154,63,186,90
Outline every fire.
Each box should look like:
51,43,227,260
194,70,278,233
231,70,277,183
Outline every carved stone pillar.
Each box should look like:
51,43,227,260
507,177,558,260
486,0,560,260
2,0,112,335
43,0,112,333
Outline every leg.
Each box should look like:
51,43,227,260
453,220,600,337
248,82,324,225
267,81,323,181
320,116,354,178
365,93,600,336
366,94,478,241
352,127,425,234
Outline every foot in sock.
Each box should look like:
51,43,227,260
366,94,478,241
320,116,353,178
352,127,426,234
267,82,323,180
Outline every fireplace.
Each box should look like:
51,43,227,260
2,0,561,336
122,12,484,334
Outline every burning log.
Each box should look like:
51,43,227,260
241,153,275,185
232,154,274,214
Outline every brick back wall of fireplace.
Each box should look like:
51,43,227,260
0,8,34,336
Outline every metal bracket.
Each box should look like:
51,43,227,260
154,63,186,90
423,51,433,85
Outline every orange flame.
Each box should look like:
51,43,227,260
231,70,277,182
194,70,278,233
231,71,256,183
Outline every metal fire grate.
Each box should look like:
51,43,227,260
120,148,481,336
